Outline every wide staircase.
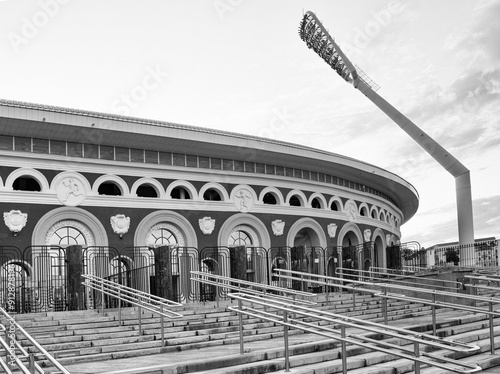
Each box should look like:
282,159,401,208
7,291,500,373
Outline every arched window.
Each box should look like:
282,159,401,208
98,182,122,196
311,198,321,209
263,192,277,205
13,177,41,192
331,201,340,211
228,230,253,247
49,226,87,246
289,195,301,207
147,227,178,247
136,184,158,198
171,186,191,199
360,207,368,217
203,188,222,201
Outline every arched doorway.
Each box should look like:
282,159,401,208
339,228,362,281
287,220,326,292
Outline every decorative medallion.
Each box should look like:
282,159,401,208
271,219,285,236
363,229,372,242
327,223,337,238
386,234,392,245
344,201,358,222
110,214,130,238
199,217,216,235
232,186,255,213
56,176,87,206
3,210,27,235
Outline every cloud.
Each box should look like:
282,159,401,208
402,195,500,247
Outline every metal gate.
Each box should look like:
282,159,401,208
269,246,291,288
199,246,229,301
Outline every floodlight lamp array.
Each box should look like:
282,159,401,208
298,11,354,83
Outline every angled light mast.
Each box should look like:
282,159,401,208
299,11,474,250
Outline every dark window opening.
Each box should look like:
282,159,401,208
203,189,222,201
331,202,340,211
311,198,321,209
137,184,158,198
98,182,122,196
289,195,301,207
13,177,41,192
171,187,191,199
263,192,277,205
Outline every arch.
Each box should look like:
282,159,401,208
286,218,327,248
227,225,260,247
259,187,284,205
372,227,386,268
370,206,379,219
199,182,229,202
134,210,198,248
285,190,307,207
218,213,270,249
308,193,327,209
328,196,343,212
2,259,33,278
336,222,363,248
92,175,130,197
379,210,386,221
131,177,164,198
32,207,108,247
5,168,50,192
359,203,370,217
166,180,197,200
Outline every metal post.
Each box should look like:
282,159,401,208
238,299,244,354
216,277,220,309
490,301,495,354
283,311,290,372
414,341,420,374
341,324,347,374
326,281,330,305
101,282,104,314
432,293,437,335
138,305,142,335
29,353,35,373
118,288,122,327
383,289,388,325
160,304,165,346
352,288,356,311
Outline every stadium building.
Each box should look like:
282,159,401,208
0,99,418,312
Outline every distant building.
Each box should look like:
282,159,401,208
428,237,499,268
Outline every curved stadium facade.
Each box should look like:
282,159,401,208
0,99,418,310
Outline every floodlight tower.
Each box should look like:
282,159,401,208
298,11,475,253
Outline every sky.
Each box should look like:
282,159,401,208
0,0,499,249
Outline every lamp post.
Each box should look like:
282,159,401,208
298,11,475,257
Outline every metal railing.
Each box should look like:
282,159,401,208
82,274,183,344
345,267,464,292
275,268,500,353
0,307,70,374
190,271,317,307
228,292,481,374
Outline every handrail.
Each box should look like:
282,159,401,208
228,292,481,374
82,274,183,344
275,269,500,354
0,307,71,374
343,267,463,291
190,271,317,306
82,274,183,318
